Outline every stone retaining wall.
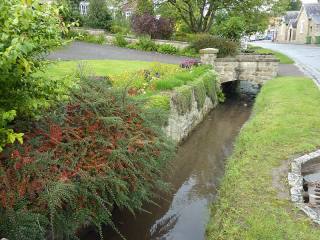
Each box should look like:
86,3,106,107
163,70,219,143
73,27,190,49
165,94,216,142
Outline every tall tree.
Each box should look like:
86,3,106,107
288,0,302,11
161,0,286,33
135,0,154,15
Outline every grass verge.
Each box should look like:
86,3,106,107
249,46,295,64
37,60,157,80
207,76,320,239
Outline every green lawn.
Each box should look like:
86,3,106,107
249,46,295,64
37,60,159,79
207,76,320,239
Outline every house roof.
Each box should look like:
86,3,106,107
289,18,298,28
121,0,136,12
304,3,320,24
283,11,299,24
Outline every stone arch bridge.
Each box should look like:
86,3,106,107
200,48,279,94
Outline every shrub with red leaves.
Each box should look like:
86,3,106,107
131,14,174,39
0,79,175,239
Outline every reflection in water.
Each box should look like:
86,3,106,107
81,99,251,240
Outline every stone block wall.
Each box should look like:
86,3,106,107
165,94,215,142
163,70,219,143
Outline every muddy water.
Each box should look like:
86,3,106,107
82,99,252,240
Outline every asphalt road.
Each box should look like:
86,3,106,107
251,41,320,85
48,41,191,64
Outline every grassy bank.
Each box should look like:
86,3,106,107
207,76,320,239
249,46,295,64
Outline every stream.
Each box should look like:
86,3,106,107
81,98,252,240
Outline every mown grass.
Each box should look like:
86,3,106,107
249,46,295,64
36,60,157,80
207,76,320,240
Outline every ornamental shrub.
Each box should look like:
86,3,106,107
131,14,174,39
132,14,157,38
157,44,178,54
156,17,175,39
135,36,158,51
190,34,239,58
85,0,112,30
113,34,128,47
0,0,66,150
0,78,175,239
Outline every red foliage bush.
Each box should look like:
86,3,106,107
131,14,174,39
0,79,174,238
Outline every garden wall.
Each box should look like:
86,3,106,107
73,27,190,49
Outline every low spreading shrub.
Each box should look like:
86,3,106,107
113,34,128,47
131,14,174,39
134,36,158,51
171,32,191,42
0,78,175,239
70,31,106,44
179,47,199,57
157,44,178,54
190,34,239,57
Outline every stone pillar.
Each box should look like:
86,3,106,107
200,48,219,66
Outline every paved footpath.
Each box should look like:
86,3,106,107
48,41,190,64
251,41,320,86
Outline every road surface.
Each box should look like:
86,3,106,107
48,41,191,65
251,41,320,85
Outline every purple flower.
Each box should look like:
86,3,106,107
180,59,201,69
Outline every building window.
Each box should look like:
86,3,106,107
80,1,89,15
300,20,305,34
125,11,132,19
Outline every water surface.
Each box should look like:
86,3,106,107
82,99,251,240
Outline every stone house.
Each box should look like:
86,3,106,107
79,0,137,18
274,11,299,42
295,3,320,44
